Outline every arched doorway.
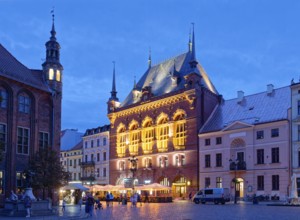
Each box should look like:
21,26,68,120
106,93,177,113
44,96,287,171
231,177,244,199
172,176,187,198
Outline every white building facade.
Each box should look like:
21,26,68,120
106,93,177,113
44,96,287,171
82,125,110,185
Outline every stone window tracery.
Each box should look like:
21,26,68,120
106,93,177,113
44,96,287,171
156,116,169,152
129,122,139,156
173,111,186,150
117,125,126,157
142,119,154,154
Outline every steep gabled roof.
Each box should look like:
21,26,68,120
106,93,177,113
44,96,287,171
121,51,218,107
0,44,49,91
200,86,290,133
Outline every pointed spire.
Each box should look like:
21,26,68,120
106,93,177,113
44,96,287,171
148,47,152,69
188,28,192,52
133,75,137,90
189,22,198,69
110,61,118,101
50,7,56,41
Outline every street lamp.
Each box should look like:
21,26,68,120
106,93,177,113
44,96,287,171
229,159,239,204
128,156,139,178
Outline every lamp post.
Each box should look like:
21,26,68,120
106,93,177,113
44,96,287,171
229,159,239,204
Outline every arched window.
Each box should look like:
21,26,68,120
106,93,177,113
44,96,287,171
56,70,61,82
129,122,139,156
118,160,126,171
156,116,169,152
142,119,154,154
174,154,186,166
143,157,152,168
173,111,186,150
158,155,168,168
117,125,126,157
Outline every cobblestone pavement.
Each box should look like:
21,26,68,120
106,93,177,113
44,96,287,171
2,200,300,220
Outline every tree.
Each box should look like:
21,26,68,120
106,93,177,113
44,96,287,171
28,147,70,199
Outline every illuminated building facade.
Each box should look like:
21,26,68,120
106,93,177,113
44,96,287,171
107,29,221,197
0,15,62,205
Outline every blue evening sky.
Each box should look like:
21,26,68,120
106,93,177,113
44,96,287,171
0,0,299,132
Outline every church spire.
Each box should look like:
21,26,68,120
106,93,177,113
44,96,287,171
188,28,192,52
148,47,152,69
133,75,137,90
189,23,198,69
110,61,118,101
50,10,56,41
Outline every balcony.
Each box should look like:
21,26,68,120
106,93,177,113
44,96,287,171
80,161,95,167
80,175,95,181
229,161,247,171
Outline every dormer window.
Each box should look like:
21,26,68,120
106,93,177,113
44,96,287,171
49,68,54,80
56,70,61,82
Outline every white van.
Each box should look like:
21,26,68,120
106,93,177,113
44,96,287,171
193,188,230,204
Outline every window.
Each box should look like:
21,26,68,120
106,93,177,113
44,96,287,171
16,172,24,193
0,171,3,194
271,128,279,138
272,147,279,163
173,112,186,149
272,175,279,190
91,140,94,148
103,138,107,146
97,153,100,162
49,68,54,80
216,177,222,188
103,168,107,177
256,130,264,139
69,160,72,166
298,100,300,115
0,89,7,108
129,123,139,155
144,158,152,168
216,137,222,145
97,139,100,147
73,173,76,180
205,177,210,188
205,138,210,146
257,149,264,164
17,127,29,154
216,153,222,167
159,156,168,168
103,152,107,161
0,124,7,152
18,95,30,113
119,161,125,171
91,154,94,161
257,176,264,190
85,155,88,162
56,70,61,82
157,117,169,152
142,120,154,153
117,126,126,157
205,155,211,168
39,132,49,149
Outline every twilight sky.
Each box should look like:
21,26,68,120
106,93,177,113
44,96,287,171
0,0,299,132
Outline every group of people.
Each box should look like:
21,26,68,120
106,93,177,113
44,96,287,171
130,193,142,207
105,192,114,207
9,190,32,218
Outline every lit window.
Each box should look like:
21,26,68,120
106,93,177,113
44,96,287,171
142,120,154,154
157,117,169,152
216,177,222,188
49,68,54,80
56,70,61,82
173,112,186,150
117,125,126,157
129,123,139,155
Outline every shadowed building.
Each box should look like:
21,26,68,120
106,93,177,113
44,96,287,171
0,15,62,205
107,28,222,197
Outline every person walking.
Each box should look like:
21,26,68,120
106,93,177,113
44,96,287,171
109,193,114,206
24,195,32,218
87,194,95,217
62,200,66,212
106,192,110,207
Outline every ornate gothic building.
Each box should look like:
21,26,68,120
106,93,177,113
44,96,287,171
0,16,62,205
107,29,222,197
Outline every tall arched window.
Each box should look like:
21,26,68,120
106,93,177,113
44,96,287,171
142,119,154,154
173,111,186,150
117,125,126,157
18,93,30,114
129,122,139,156
0,87,8,108
156,116,169,152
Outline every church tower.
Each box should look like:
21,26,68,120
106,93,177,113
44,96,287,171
107,61,120,113
42,13,63,93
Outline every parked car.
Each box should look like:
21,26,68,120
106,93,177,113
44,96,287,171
193,188,230,205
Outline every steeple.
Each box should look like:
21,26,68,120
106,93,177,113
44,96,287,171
148,47,152,69
110,61,119,101
189,23,198,69
133,75,137,90
188,29,192,52
42,9,63,91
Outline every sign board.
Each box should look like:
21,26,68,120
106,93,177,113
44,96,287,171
124,178,134,188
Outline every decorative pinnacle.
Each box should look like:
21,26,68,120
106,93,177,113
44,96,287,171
148,47,152,68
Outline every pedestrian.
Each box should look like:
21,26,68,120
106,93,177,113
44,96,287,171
106,192,110,207
87,194,95,217
62,200,66,212
109,192,114,206
78,198,82,210
24,195,32,218
137,193,142,206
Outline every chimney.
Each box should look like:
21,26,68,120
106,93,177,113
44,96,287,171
237,91,244,104
267,84,274,95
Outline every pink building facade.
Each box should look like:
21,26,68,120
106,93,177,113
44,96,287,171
199,85,291,200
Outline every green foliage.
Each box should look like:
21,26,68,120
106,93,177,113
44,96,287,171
29,147,70,199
